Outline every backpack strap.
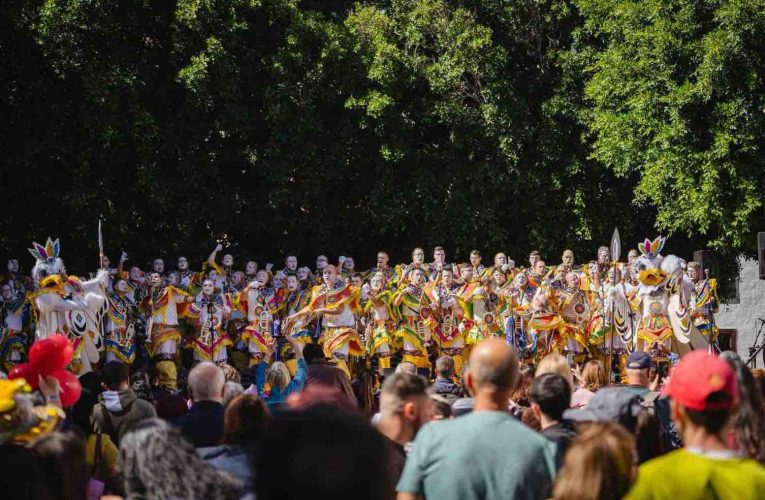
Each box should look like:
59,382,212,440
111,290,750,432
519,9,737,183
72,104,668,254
640,390,661,409
99,405,118,445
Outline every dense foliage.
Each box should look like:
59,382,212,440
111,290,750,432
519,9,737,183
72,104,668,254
2,0,763,290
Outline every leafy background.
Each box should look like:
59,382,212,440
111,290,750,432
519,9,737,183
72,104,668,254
2,0,763,296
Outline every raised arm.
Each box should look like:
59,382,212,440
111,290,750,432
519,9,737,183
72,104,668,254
207,243,223,267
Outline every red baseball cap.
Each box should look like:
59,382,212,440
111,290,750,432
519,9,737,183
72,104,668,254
662,350,738,411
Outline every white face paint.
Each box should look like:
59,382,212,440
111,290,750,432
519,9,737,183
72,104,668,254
494,254,507,267
343,258,354,271
470,253,481,266
153,259,164,273
562,251,574,266
168,272,179,286
202,279,214,295
222,254,234,267
245,261,257,275
377,253,389,266
598,248,610,264
323,267,338,287
7,259,18,273
410,269,424,285
286,276,299,291
150,273,162,287
256,271,269,287
492,271,506,286
285,256,298,271
513,273,527,288
534,261,546,275
688,266,700,282
115,280,128,294
316,256,328,270
460,268,473,282
441,270,453,286
273,275,284,288
297,268,309,280
177,257,189,271
434,249,445,264
371,274,384,291
129,267,142,281
412,249,425,265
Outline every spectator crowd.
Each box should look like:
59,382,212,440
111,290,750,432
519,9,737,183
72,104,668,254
2,337,765,500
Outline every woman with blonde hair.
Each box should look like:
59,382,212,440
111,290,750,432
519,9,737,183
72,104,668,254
536,353,574,389
571,360,608,408
248,333,307,411
552,421,637,500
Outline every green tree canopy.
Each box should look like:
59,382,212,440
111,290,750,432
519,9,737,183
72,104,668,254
1,0,762,293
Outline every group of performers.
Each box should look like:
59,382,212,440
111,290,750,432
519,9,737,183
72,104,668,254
1,236,720,388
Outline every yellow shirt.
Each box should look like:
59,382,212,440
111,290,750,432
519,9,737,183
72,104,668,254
86,433,119,479
627,448,765,500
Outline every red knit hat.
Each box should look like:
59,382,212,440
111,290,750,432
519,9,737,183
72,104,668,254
662,350,738,411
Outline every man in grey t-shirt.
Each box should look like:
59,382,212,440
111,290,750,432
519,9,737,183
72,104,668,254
397,339,556,500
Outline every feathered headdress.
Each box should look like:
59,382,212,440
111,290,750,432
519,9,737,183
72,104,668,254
638,236,665,260
27,238,60,263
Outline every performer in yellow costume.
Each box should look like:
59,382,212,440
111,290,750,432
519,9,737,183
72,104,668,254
430,267,465,376
393,268,433,372
362,271,397,374
139,271,192,389
287,265,363,377
185,278,233,364
687,262,719,345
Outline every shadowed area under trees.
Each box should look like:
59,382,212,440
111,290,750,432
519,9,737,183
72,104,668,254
2,0,763,295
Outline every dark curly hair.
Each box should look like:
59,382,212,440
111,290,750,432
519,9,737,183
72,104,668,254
120,419,242,499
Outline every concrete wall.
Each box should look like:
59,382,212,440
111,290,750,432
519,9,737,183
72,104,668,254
715,258,765,362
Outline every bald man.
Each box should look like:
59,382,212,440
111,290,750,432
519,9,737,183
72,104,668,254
175,362,226,447
397,339,556,500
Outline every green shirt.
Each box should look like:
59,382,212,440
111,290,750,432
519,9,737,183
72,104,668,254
627,448,765,500
397,411,556,500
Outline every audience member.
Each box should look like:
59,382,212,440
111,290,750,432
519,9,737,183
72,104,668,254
509,363,535,417
223,381,245,407
199,394,270,491
250,334,307,410
121,418,242,499
571,360,607,408
352,366,379,415
719,351,765,464
254,404,393,500
0,444,54,499
31,431,89,500
536,353,575,388
553,422,637,500
377,372,432,483
396,361,417,375
430,394,453,420
304,342,356,406
626,351,765,499
531,372,577,468
91,361,157,446
176,362,226,447
431,356,464,403
397,339,556,500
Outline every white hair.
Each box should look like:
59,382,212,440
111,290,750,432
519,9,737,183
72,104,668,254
188,362,225,402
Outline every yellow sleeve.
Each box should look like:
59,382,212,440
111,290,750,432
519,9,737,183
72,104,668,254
102,434,120,474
